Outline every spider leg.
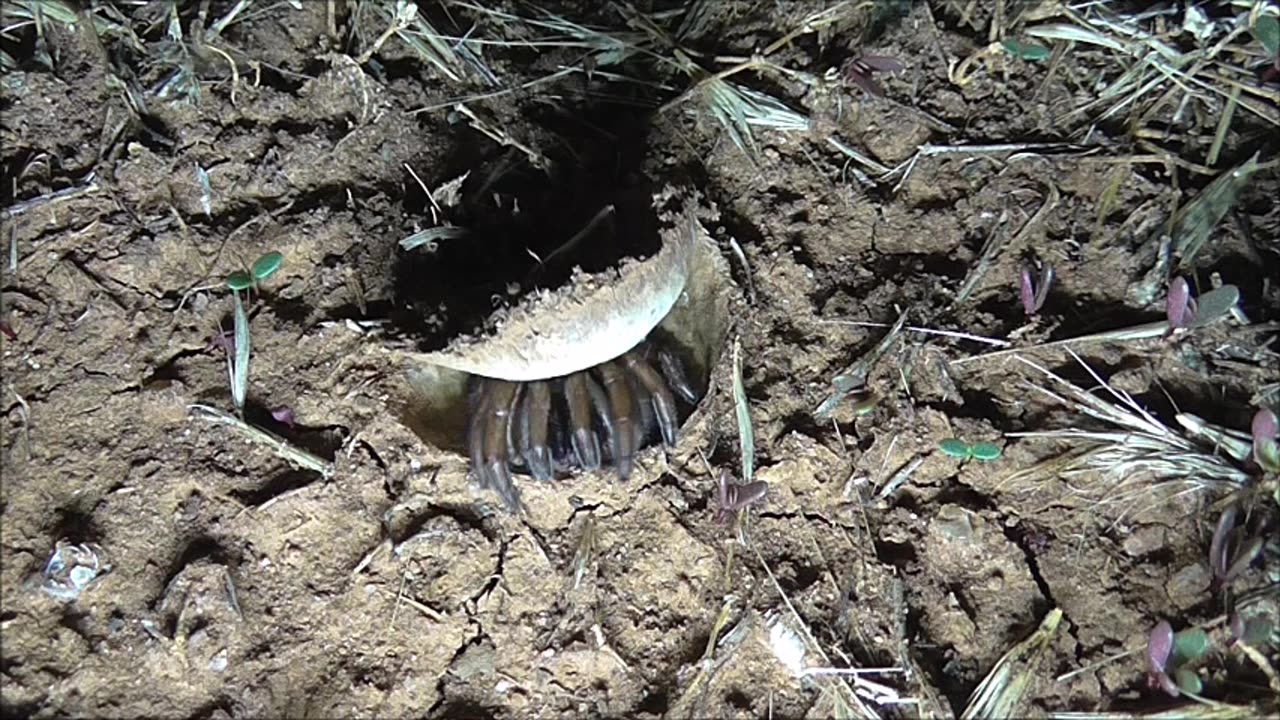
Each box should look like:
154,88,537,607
621,350,679,448
657,348,699,405
523,380,554,481
481,380,521,509
563,372,602,471
467,379,491,486
584,372,616,464
596,360,637,482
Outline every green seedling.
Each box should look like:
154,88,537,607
221,251,284,416
1001,38,1050,61
939,438,1004,461
970,442,1002,460
1147,621,1212,697
225,251,284,292
1254,14,1279,57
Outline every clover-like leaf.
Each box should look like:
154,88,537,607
227,270,253,291
1173,667,1202,695
251,251,284,282
1171,627,1210,665
970,442,1002,461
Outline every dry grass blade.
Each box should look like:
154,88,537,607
961,608,1063,719
815,306,911,419
399,226,469,251
370,0,466,83
189,404,333,477
228,290,251,415
1171,153,1262,269
732,336,755,484
1003,354,1250,523
702,79,809,162
750,539,882,719
1026,3,1280,133
1050,701,1272,719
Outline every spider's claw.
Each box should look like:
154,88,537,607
486,459,520,510
480,380,520,495
622,350,679,448
658,349,699,405
585,373,615,464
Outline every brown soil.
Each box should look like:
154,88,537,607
2,2,1278,719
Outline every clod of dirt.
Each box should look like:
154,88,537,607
393,188,736,456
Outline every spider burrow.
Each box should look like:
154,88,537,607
396,194,734,510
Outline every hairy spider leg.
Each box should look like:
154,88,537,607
563,372,602,471
596,361,638,482
522,380,554,481
621,350,679,448
657,348,699,405
583,372,616,465
481,380,522,509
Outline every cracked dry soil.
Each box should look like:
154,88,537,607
2,2,1279,719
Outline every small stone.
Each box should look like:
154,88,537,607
1122,526,1167,557
1166,564,1212,606
209,648,229,673
932,505,975,543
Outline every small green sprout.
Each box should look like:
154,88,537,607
1148,621,1213,697
251,251,284,282
220,251,283,416
939,438,970,458
225,251,285,292
969,441,1002,461
938,438,1004,461
227,271,253,291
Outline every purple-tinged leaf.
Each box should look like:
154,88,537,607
1166,277,1195,329
1019,267,1037,316
1148,620,1173,673
1209,505,1237,582
1155,671,1180,697
206,329,235,353
0,320,16,341
714,470,769,524
1222,536,1263,585
1019,262,1054,316
1253,409,1278,443
841,55,903,97
856,55,905,72
1225,612,1271,647
271,405,296,429
1228,612,1245,647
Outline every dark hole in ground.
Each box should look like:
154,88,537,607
387,100,660,351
